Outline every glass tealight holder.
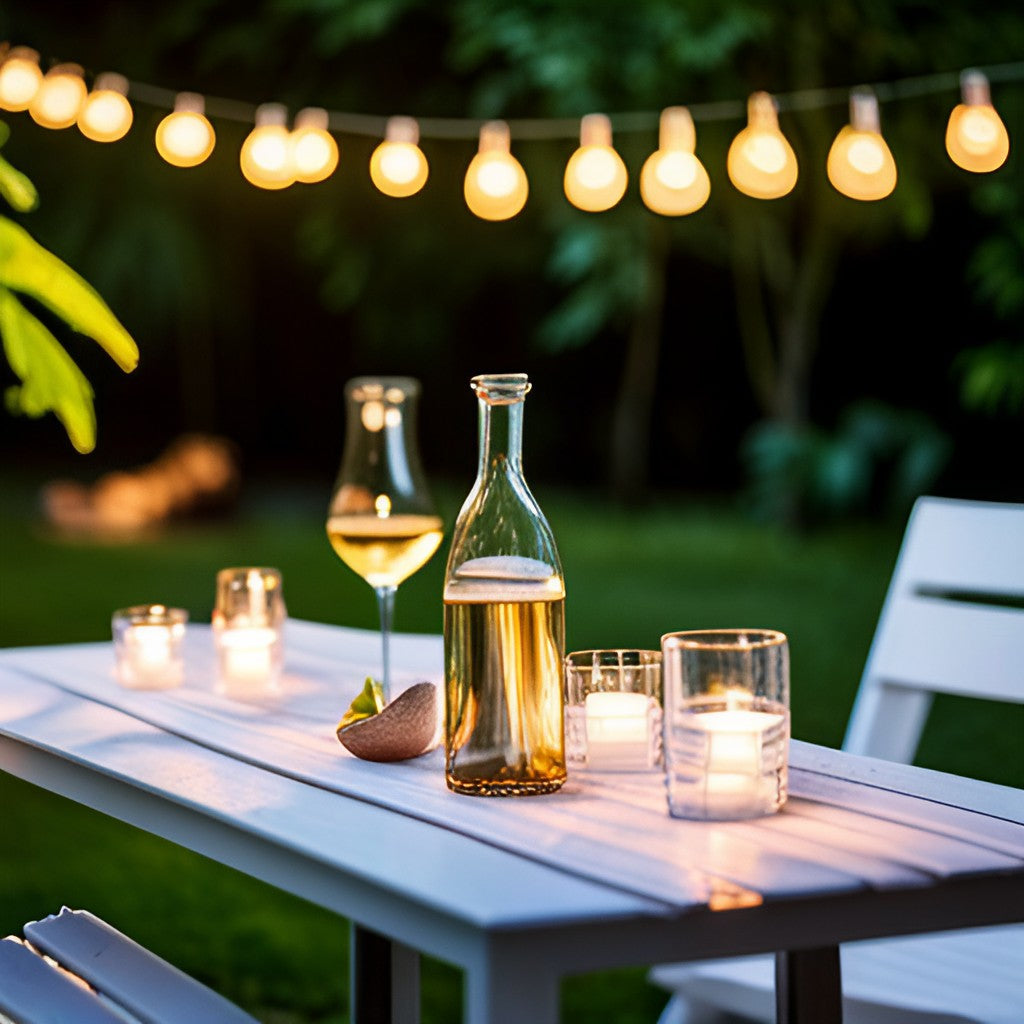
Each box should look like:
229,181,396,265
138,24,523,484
212,567,286,697
662,629,790,821
112,604,188,690
565,649,663,772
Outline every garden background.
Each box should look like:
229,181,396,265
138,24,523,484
1,2,1022,1021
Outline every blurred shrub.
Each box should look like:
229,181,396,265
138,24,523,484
955,181,1024,418
741,400,952,528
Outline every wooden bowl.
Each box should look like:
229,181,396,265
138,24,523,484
336,682,439,762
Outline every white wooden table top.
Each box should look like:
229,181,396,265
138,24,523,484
2,620,1023,1021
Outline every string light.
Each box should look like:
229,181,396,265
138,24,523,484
827,88,897,201
564,113,628,212
640,106,710,216
155,92,216,167
291,107,339,184
0,46,43,112
77,72,133,143
727,92,799,200
946,69,1010,173
29,63,87,130
0,42,1018,209
464,120,528,221
370,116,429,197
240,103,294,190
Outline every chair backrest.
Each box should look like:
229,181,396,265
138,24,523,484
842,495,1024,763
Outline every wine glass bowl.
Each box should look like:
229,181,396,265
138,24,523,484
326,377,441,703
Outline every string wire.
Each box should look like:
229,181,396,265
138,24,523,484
113,60,1024,141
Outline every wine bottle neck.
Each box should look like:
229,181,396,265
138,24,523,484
478,396,523,476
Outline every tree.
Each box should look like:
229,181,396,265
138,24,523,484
4,0,1021,501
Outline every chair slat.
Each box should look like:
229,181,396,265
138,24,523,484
893,498,1024,596
0,937,128,1024
24,909,258,1024
866,597,1024,702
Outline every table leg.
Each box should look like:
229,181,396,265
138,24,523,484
350,923,420,1024
775,946,842,1024
464,950,560,1024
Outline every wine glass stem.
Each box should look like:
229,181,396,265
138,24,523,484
375,585,397,704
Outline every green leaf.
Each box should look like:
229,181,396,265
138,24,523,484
0,216,138,372
336,676,386,734
957,342,1024,416
0,286,97,453
0,152,39,213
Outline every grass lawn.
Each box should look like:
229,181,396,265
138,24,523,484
1,470,1019,1022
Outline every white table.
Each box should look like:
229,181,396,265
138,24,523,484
1,620,1022,1024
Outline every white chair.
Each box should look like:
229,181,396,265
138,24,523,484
649,495,1024,1024
0,907,258,1024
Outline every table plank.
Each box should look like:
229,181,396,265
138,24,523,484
791,742,1024,827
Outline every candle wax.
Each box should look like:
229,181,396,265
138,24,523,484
216,626,279,693
585,691,654,770
119,623,183,689
694,709,784,774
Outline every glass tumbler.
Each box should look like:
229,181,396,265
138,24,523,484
564,649,662,772
662,629,789,820
212,567,286,695
112,604,188,690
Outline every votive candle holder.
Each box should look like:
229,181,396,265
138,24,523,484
112,604,188,690
564,649,662,772
662,629,790,821
212,567,286,696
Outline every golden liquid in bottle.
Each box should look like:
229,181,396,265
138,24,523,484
326,514,444,588
444,576,566,796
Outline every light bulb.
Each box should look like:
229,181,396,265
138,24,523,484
564,114,628,212
0,47,43,111
370,116,429,197
155,93,215,168
946,70,1010,173
77,72,133,143
464,120,528,221
291,107,338,184
29,63,86,130
240,103,294,190
827,89,897,201
640,106,711,216
727,92,799,199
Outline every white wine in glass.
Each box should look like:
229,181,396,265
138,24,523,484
326,377,442,703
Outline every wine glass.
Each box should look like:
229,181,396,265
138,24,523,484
326,377,442,704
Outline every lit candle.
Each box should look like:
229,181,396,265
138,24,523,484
216,626,279,693
113,605,187,690
585,691,656,770
692,709,787,814
699,709,781,772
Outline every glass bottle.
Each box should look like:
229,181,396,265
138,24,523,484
443,373,567,796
